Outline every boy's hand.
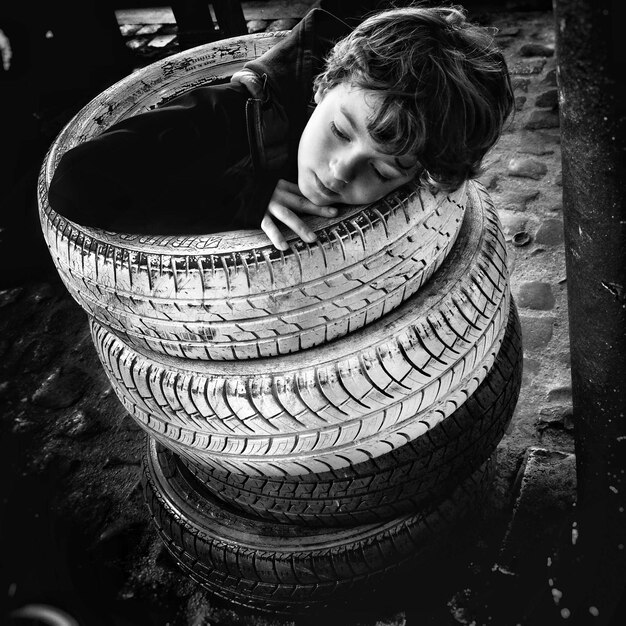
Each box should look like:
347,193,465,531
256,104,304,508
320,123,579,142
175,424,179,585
262,179,338,251
231,69,264,99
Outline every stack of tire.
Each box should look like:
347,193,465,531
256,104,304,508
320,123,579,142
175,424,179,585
38,34,522,615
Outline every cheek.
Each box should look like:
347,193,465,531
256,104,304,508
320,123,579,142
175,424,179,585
348,176,412,205
299,114,325,165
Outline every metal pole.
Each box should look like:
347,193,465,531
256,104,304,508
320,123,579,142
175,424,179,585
551,0,626,622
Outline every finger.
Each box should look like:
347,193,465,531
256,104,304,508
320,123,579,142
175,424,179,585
230,69,263,99
276,179,303,195
274,184,338,217
261,213,289,251
267,203,317,243
277,179,339,216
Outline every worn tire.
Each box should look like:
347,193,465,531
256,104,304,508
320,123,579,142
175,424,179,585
177,299,521,526
143,437,496,614
38,31,466,360
91,181,510,473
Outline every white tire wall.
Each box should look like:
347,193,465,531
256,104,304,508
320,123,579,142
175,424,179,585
91,181,510,475
37,32,467,360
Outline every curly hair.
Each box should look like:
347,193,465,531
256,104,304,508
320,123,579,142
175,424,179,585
313,3,514,191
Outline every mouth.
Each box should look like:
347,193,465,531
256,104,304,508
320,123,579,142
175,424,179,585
313,173,340,198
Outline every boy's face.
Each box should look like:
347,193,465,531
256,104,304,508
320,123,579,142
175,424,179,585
297,83,419,207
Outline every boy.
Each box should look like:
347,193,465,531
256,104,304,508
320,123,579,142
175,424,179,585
48,4,513,251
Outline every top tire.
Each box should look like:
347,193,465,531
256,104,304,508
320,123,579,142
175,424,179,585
38,32,467,360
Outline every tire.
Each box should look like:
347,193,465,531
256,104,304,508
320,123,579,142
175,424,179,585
143,436,496,614
38,32,467,361
91,181,510,473
177,299,521,526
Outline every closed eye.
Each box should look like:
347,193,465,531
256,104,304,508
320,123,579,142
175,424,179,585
372,165,393,182
373,169,391,182
330,122,350,141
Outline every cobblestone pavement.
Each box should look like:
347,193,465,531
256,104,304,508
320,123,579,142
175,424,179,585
0,4,577,626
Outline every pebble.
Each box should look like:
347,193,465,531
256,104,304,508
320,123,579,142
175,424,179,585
135,24,162,36
515,96,527,111
539,128,561,144
0,380,12,399
148,35,176,49
563,408,575,431
499,214,527,238
522,357,541,387
542,68,558,86
508,157,548,180
519,42,555,57
555,171,563,186
535,219,564,245
547,385,572,403
535,89,559,109
28,283,55,305
0,288,22,308
519,136,555,156
11,416,38,435
60,409,99,439
515,282,556,310
247,19,269,34
538,405,572,427
125,39,147,51
495,37,514,49
524,110,560,130
31,366,88,409
119,24,142,37
511,77,530,92
499,189,540,211
266,18,299,32
509,59,547,75
520,315,555,349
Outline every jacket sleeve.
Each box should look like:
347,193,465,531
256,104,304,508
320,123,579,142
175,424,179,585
244,8,350,122
48,82,260,234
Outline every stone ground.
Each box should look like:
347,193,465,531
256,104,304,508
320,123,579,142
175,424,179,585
0,2,589,625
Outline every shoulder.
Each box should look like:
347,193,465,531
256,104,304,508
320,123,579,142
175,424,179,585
159,81,249,116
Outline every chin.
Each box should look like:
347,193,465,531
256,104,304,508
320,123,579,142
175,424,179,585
300,172,327,206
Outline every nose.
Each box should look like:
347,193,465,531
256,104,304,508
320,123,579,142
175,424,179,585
329,154,354,185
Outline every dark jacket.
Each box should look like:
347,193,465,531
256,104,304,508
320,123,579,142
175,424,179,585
48,9,349,235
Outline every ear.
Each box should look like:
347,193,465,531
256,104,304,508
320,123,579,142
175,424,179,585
313,87,324,104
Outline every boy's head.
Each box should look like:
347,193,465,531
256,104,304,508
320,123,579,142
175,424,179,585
297,3,514,207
